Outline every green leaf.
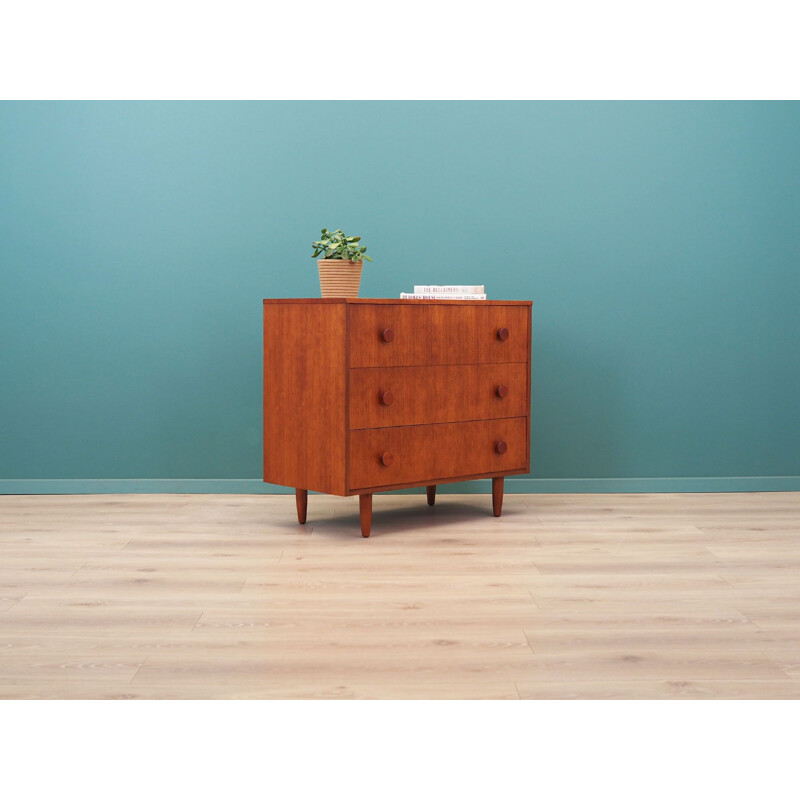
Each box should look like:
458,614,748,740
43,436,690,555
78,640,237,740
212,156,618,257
312,228,371,265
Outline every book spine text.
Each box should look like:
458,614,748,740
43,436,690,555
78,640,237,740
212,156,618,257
400,293,487,300
413,285,485,294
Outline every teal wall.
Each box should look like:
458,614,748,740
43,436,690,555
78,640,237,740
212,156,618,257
1,102,799,492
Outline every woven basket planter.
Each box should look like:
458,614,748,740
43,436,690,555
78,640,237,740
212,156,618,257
318,259,363,297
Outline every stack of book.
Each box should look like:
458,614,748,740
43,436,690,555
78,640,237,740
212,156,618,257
400,285,486,300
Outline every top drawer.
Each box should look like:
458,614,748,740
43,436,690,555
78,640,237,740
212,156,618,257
349,303,529,367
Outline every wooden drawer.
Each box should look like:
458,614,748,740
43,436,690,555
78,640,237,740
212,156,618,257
349,363,529,429
349,303,529,367
348,417,528,490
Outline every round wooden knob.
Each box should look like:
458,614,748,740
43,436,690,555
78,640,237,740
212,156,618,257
380,452,394,467
497,327,509,342
495,440,507,455
381,328,394,343
495,385,508,399
380,390,394,406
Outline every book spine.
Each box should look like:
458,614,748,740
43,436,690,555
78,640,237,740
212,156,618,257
413,285,485,294
400,293,487,300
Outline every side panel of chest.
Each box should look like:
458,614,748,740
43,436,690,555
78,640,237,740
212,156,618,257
263,303,347,495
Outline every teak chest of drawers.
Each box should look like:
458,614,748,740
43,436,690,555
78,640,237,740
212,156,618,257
263,298,532,536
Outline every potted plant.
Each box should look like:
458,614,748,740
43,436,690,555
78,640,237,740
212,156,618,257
312,228,373,297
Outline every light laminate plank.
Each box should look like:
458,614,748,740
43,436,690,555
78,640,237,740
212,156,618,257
1,491,798,699
515,679,800,700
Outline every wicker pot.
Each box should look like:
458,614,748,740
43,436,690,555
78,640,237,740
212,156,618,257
318,259,363,298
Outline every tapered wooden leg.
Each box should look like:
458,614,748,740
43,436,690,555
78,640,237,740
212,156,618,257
295,488,307,524
426,485,436,506
359,494,372,538
492,477,504,517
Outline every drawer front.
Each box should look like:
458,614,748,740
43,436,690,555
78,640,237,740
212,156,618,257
349,304,529,367
349,417,528,490
349,363,529,429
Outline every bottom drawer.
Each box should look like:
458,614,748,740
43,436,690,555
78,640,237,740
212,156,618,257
349,417,528,491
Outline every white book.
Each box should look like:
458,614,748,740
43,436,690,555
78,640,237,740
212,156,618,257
414,285,485,294
400,293,487,300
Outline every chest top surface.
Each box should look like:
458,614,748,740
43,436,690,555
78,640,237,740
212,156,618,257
263,297,531,305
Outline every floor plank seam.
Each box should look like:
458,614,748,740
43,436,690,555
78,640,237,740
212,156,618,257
733,610,770,633
713,572,738,588
129,656,148,685
522,630,535,656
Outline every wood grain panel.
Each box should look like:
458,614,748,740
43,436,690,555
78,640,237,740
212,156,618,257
348,303,529,367
263,302,347,495
348,418,528,490
2,492,800,698
349,363,528,429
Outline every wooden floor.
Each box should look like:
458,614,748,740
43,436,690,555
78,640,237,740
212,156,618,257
1,491,799,699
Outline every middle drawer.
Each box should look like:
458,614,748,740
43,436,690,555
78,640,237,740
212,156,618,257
349,363,528,429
